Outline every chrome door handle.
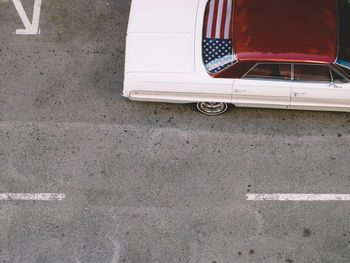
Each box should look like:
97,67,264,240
293,92,306,97
234,89,247,93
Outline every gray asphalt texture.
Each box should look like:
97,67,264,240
0,0,350,262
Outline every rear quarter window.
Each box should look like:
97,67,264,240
202,0,237,75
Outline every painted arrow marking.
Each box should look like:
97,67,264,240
12,0,42,35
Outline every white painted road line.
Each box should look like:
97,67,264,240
246,194,350,201
0,193,65,201
12,0,42,35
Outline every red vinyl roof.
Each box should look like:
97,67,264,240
233,0,338,64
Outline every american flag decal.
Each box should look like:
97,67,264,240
203,0,236,74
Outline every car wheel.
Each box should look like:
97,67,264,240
196,102,229,116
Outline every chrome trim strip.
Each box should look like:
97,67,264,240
129,90,232,104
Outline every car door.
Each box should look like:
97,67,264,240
290,64,350,111
232,63,292,109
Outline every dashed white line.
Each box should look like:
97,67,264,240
0,193,65,201
246,194,350,201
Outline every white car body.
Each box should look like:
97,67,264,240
122,0,350,112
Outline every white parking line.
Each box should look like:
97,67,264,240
0,193,65,201
246,194,350,201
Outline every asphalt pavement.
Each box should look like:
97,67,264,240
0,0,350,262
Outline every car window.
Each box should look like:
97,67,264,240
337,0,350,69
294,64,331,82
331,69,347,83
338,64,350,77
244,64,291,80
202,0,236,74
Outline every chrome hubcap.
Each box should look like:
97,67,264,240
197,102,228,115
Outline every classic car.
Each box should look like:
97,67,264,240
122,0,350,115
